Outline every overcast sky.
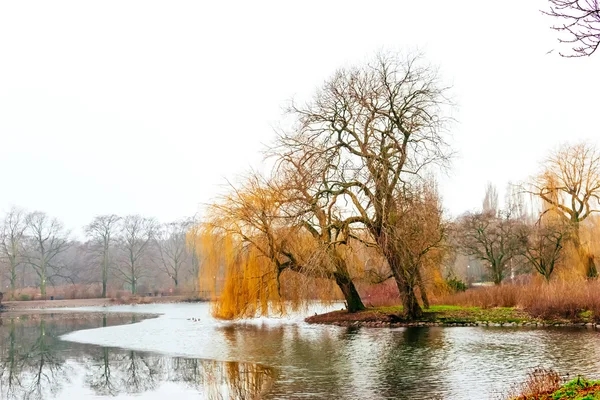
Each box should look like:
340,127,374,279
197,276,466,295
0,0,598,237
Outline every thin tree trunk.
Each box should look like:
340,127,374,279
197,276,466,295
40,263,47,299
102,248,108,298
416,268,430,309
10,261,16,301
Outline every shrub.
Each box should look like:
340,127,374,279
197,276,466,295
19,294,31,301
446,277,467,293
509,367,562,399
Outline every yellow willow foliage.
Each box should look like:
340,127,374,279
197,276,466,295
213,246,283,320
192,227,340,320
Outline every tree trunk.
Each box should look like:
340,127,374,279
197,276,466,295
383,244,422,320
334,272,365,313
587,255,598,280
416,268,430,309
331,252,364,313
397,278,422,320
40,265,47,299
10,264,16,301
102,250,108,298
492,262,503,285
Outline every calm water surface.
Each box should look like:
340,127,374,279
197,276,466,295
1,303,600,399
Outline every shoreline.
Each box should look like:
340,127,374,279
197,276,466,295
0,295,204,315
305,305,600,329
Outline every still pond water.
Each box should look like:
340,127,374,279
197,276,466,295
1,303,600,399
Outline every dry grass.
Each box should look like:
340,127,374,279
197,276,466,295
436,280,600,322
360,280,400,307
505,368,562,399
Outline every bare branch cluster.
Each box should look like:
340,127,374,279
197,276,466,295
544,0,600,56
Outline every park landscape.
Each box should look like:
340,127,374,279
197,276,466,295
1,0,600,399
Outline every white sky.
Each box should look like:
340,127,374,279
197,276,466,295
1,0,598,238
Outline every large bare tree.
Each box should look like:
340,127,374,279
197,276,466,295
115,215,157,294
24,212,70,298
284,51,452,319
0,207,27,299
85,215,121,298
544,0,600,57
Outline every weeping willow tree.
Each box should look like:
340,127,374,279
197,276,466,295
527,142,600,278
195,174,346,319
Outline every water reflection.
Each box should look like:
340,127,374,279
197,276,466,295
216,322,600,399
20,304,600,399
0,313,274,400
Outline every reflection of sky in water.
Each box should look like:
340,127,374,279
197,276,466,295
6,303,600,399
0,311,273,400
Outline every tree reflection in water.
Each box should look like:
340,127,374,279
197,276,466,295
0,313,275,400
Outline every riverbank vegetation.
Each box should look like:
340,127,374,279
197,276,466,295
510,368,600,400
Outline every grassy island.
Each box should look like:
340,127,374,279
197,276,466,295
306,305,600,328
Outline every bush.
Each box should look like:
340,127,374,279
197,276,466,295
446,277,467,293
509,367,562,399
19,294,31,301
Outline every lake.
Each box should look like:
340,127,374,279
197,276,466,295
1,303,599,399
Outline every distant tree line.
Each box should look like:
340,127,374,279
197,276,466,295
0,210,201,300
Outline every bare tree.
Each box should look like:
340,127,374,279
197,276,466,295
115,215,157,294
155,219,190,288
482,182,499,214
518,216,568,282
390,180,446,308
0,207,27,299
85,215,121,298
544,0,600,57
284,51,453,319
24,212,70,298
456,211,524,285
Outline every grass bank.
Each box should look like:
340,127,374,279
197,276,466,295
523,378,600,399
306,305,600,327
511,374,600,399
